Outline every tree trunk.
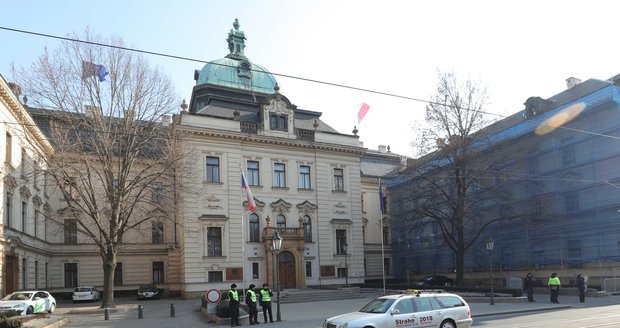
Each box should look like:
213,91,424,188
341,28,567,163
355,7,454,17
455,247,465,286
101,249,117,308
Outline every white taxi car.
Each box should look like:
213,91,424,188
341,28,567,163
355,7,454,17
323,291,472,328
0,291,56,315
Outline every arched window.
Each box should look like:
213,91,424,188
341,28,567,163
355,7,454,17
303,215,312,242
249,213,260,242
276,214,286,229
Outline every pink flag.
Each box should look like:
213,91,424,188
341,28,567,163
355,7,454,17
357,103,370,124
241,170,256,212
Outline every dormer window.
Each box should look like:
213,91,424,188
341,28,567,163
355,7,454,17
238,61,251,79
270,113,288,131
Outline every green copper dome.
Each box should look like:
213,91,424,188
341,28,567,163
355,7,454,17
196,19,277,94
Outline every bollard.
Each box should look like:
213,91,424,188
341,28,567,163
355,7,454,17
138,304,143,319
170,303,175,317
104,308,110,320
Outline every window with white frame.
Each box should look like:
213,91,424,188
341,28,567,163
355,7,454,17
276,214,286,229
64,263,78,287
152,221,164,244
247,160,260,186
336,229,347,255
152,261,164,284
299,165,311,189
249,213,260,242
303,215,312,242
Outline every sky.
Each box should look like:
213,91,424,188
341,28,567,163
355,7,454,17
1,0,619,157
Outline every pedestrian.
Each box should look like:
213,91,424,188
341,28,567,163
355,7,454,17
259,283,274,323
577,274,586,303
524,272,536,302
246,284,259,325
548,272,561,304
228,283,241,327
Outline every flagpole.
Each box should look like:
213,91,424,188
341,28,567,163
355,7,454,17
241,166,246,301
379,178,386,295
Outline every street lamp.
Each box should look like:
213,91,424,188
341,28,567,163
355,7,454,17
271,231,283,322
485,238,495,306
343,243,349,286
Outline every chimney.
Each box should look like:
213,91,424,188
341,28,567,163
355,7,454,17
566,77,582,89
378,145,387,153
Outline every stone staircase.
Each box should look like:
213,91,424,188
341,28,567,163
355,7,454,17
277,287,364,304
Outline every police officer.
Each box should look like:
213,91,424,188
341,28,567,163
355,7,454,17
260,283,274,323
246,284,259,325
548,272,561,304
228,283,241,327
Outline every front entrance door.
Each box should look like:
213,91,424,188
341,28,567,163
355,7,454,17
5,256,16,295
278,251,296,289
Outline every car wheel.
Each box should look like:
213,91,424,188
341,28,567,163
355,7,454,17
440,319,456,328
48,303,55,313
26,306,33,315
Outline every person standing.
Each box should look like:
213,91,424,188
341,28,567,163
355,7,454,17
524,272,536,302
246,284,259,325
577,274,586,303
228,283,241,327
259,283,274,323
548,272,561,304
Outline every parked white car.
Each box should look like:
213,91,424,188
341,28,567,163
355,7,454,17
0,291,56,315
72,286,101,303
323,291,472,328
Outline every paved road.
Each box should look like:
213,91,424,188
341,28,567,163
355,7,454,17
29,292,620,328
474,304,620,327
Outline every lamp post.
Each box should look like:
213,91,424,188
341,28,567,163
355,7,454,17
485,238,495,305
343,242,349,286
271,231,283,322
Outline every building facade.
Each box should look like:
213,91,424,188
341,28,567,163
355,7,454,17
390,75,620,289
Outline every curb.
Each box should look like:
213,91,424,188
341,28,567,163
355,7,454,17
63,304,138,315
473,305,572,318
39,317,69,328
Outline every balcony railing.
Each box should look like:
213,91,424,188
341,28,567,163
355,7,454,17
296,129,315,141
241,122,258,134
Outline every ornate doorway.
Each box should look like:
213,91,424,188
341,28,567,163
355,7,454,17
278,251,296,289
4,255,16,295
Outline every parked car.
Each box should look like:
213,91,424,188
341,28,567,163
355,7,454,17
413,274,455,287
0,291,56,315
72,286,101,303
137,284,160,300
323,291,472,328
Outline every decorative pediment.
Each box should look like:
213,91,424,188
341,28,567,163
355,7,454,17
296,200,317,215
19,186,31,199
32,195,42,207
57,206,81,217
199,214,229,222
264,97,292,115
3,175,17,192
243,197,265,211
206,194,220,202
270,199,292,214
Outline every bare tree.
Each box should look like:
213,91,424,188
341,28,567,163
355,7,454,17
15,31,183,308
405,71,532,286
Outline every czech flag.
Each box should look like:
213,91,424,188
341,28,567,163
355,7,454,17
241,170,256,212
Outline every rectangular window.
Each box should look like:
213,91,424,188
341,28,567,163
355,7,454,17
33,161,39,188
206,156,220,183
21,201,27,232
151,182,164,204
207,227,222,256
114,262,123,286
5,193,12,226
383,227,390,245
336,229,347,255
249,214,260,242
384,258,391,275
252,262,259,279
247,161,260,186
34,261,39,289
269,113,288,130
564,191,580,212
45,263,48,288
5,132,12,164
152,221,164,244
152,261,164,284
567,239,582,268
562,144,576,166
361,194,365,213
337,267,347,278
22,258,27,289
64,263,78,287
208,271,223,282
34,210,39,238
21,148,26,176
305,261,312,277
273,163,286,188
43,171,48,196
227,267,243,281
64,219,78,244
299,165,311,189
333,168,344,191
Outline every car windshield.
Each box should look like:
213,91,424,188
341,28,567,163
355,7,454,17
359,298,395,313
74,288,92,292
139,286,156,292
421,276,434,281
2,292,32,301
